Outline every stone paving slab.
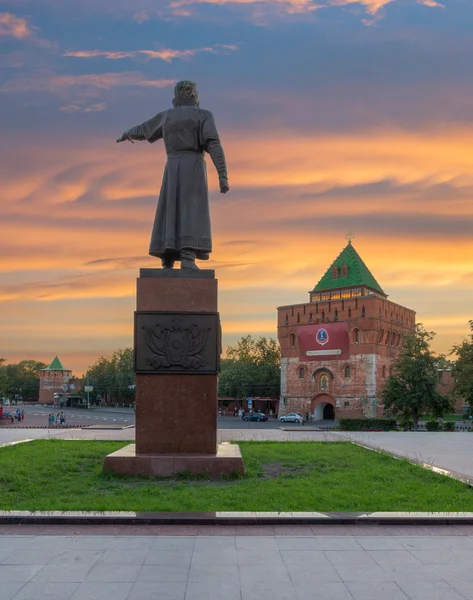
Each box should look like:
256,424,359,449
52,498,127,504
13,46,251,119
0,530,473,599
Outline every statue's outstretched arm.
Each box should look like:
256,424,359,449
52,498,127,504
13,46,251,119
116,112,165,144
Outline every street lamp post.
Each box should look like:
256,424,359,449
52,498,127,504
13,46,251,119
61,383,68,423
128,385,136,409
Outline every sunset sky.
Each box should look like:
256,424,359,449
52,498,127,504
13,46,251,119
1,0,472,375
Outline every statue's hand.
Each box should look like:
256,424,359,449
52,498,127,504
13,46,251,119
219,176,229,194
116,132,134,144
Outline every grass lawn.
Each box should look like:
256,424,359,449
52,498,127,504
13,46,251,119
1,440,472,512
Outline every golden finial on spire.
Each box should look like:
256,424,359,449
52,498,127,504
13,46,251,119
345,231,355,244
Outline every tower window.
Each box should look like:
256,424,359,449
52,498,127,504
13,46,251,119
299,367,305,379
348,308,352,318
334,309,338,322
309,312,313,323
353,328,360,344
332,265,339,279
385,331,390,345
285,313,288,325
297,312,300,323
321,310,325,322
290,334,296,349
345,365,351,378
341,264,348,277
361,305,365,317
382,366,387,378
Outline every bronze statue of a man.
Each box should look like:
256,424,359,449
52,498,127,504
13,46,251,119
117,81,229,270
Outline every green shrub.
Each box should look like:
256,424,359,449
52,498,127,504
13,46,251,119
426,420,440,431
441,422,455,431
339,418,397,431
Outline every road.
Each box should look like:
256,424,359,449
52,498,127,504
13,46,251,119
1,405,134,428
1,407,333,430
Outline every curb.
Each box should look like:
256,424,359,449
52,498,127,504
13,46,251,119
1,511,473,525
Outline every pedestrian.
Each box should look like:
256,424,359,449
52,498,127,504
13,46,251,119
60,411,65,426
9,414,14,424
50,414,55,426
21,409,24,421
305,411,309,422
56,413,61,426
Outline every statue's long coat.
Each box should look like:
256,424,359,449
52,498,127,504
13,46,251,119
127,106,227,260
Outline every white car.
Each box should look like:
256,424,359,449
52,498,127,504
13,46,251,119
280,412,303,423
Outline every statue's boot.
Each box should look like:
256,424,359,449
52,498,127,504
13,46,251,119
180,249,199,271
161,256,175,269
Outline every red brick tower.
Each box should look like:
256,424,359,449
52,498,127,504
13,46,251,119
38,356,73,404
277,241,416,420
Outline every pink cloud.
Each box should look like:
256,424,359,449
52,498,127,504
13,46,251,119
0,12,34,39
59,102,107,113
1,72,176,93
168,0,320,14
417,0,444,7
63,44,238,62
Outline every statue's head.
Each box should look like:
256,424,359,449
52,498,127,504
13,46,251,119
172,80,199,107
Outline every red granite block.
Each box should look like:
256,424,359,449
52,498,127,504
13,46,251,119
136,374,217,455
137,277,217,312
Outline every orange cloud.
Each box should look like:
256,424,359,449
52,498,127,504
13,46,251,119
63,44,238,62
0,12,34,39
329,0,393,15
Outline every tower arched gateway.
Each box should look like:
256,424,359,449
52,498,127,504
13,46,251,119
311,393,336,420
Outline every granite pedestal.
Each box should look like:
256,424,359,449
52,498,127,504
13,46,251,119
103,269,245,478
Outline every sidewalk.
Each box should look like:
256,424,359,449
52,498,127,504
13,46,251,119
1,526,473,600
337,431,473,483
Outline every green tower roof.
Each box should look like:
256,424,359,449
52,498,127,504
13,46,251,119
46,356,67,371
312,242,385,295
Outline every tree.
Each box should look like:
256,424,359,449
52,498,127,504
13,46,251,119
0,358,8,398
451,320,473,408
4,359,47,401
382,324,452,430
433,355,454,370
218,335,281,399
87,348,135,404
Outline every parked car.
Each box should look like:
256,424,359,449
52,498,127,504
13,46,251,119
279,412,303,423
243,413,268,422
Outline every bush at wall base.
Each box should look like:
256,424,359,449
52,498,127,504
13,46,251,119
339,418,398,431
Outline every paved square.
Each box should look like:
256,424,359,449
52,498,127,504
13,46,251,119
0,529,473,599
